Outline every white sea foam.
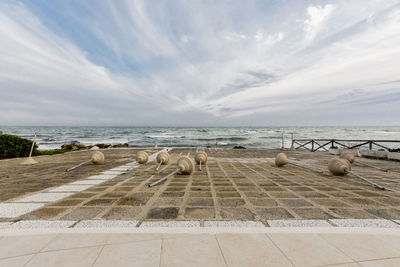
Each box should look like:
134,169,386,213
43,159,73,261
2,126,400,150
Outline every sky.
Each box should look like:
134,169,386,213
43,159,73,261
0,0,399,126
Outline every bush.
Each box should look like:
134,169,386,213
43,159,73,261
0,134,38,159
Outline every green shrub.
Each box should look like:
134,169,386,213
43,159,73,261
0,134,38,159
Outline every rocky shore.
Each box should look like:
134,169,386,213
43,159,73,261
61,143,129,150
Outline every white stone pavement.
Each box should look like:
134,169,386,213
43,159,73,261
0,149,168,219
0,227,400,266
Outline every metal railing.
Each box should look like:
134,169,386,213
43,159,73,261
291,139,400,152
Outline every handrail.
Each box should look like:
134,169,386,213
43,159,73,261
290,138,400,152
293,139,400,142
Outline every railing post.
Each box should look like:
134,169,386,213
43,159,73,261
369,141,372,150
311,140,315,152
290,133,295,151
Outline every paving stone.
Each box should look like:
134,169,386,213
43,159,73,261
113,187,133,192
365,208,400,219
262,186,287,192
70,180,106,185
86,174,117,180
375,197,400,206
0,203,45,218
23,207,68,219
187,198,214,207
117,193,153,206
160,192,185,197
311,198,350,207
288,186,313,192
84,198,116,206
328,208,376,219
146,207,179,219
102,207,142,220
314,186,337,191
267,192,299,198
220,208,255,220
247,198,278,207
326,192,354,197
256,208,294,220
214,187,237,192
296,191,329,198
189,191,212,197
13,193,74,203
62,207,104,220
153,198,183,207
191,187,211,191
218,198,246,207
292,208,336,219
185,208,215,219
165,187,186,192
71,192,97,198
342,198,381,207
50,199,84,207
215,191,240,198
279,199,313,207
243,192,269,198
49,185,93,192
101,170,124,175
100,192,127,198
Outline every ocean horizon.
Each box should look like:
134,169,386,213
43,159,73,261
1,126,400,150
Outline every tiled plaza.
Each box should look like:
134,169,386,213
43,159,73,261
0,148,399,226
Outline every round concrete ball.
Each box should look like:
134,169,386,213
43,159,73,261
137,151,149,164
91,151,105,165
340,152,355,164
156,152,170,165
177,156,195,175
195,152,208,164
275,153,288,167
328,158,351,176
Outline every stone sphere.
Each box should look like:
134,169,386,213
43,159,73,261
275,153,288,167
177,156,195,175
91,151,105,165
156,152,170,165
328,158,351,176
195,152,208,164
136,151,149,164
340,151,355,164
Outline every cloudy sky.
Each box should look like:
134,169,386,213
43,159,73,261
1,0,399,126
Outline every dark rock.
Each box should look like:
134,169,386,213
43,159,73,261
233,146,246,149
112,143,129,148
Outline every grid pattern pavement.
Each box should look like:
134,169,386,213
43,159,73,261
1,148,397,224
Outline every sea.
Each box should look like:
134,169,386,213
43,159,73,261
1,126,400,151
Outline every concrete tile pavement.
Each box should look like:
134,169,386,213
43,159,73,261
0,229,400,266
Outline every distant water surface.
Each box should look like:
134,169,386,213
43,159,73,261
1,126,400,150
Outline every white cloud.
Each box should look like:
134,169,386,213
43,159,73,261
0,0,399,126
304,4,335,42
